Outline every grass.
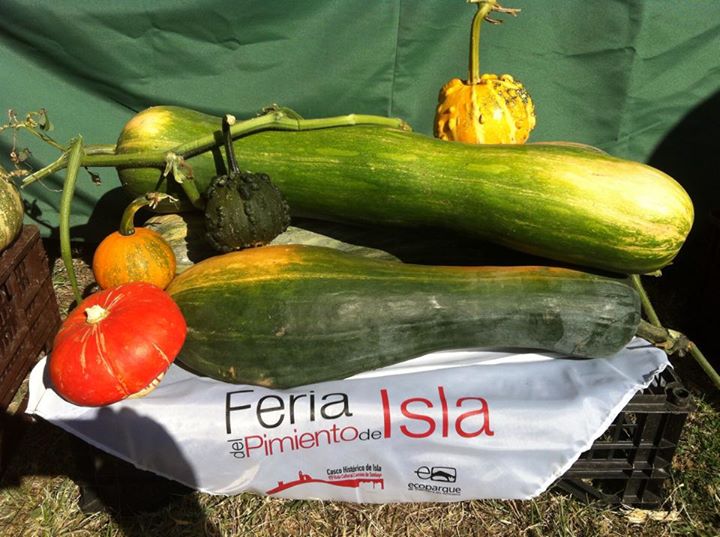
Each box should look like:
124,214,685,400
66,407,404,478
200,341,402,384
0,247,718,537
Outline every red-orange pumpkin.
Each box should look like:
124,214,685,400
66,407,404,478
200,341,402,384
49,282,187,407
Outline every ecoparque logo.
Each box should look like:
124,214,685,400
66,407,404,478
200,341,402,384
408,465,461,495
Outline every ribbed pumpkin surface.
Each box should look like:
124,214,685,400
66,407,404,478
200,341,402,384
92,228,176,289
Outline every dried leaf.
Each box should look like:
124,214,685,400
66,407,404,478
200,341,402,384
624,508,680,524
37,108,53,131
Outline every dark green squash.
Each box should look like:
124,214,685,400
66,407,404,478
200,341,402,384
167,244,642,388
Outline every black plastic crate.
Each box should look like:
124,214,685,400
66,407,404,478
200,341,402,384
556,367,691,509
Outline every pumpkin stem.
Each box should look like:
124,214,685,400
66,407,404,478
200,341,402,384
119,192,176,236
85,304,110,324
119,195,151,236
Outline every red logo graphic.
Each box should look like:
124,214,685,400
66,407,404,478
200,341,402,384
266,470,385,495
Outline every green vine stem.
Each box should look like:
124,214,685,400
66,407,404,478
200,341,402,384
16,109,409,316
22,153,69,187
468,1,496,84
162,152,204,209
84,144,117,156
687,343,720,390
631,274,662,327
21,111,411,188
632,274,720,390
59,136,84,306
179,178,203,210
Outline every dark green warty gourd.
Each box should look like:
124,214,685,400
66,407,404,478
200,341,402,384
204,115,290,253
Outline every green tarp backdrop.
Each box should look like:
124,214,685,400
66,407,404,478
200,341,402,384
2,1,720,344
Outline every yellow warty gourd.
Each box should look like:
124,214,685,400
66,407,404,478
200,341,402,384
435,73,535,144
434,0,535,144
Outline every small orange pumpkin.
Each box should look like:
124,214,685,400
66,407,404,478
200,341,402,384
93,193,176,289
434,0,536,144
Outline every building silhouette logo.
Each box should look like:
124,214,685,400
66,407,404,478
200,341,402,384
267,470,384,495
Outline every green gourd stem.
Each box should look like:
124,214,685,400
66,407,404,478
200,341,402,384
21,153,68,187
59,136,84,305
84,144,117,156
118,195,153,236
22,112,411,187
689,342,720,390
469,1,496,84
179,174,204,210
633,275,720,390
163,152,205,210
223,115,239,174
631,274,662,327
167,111,411,160
21,144,114,187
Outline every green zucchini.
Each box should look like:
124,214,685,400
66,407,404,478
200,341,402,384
116,106,693,274
167,244,641,388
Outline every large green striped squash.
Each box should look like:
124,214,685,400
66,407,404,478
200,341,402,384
0,179,23,252
116,106,694,274
167,245,641,388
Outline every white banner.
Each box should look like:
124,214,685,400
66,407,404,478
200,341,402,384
27,338,668,502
